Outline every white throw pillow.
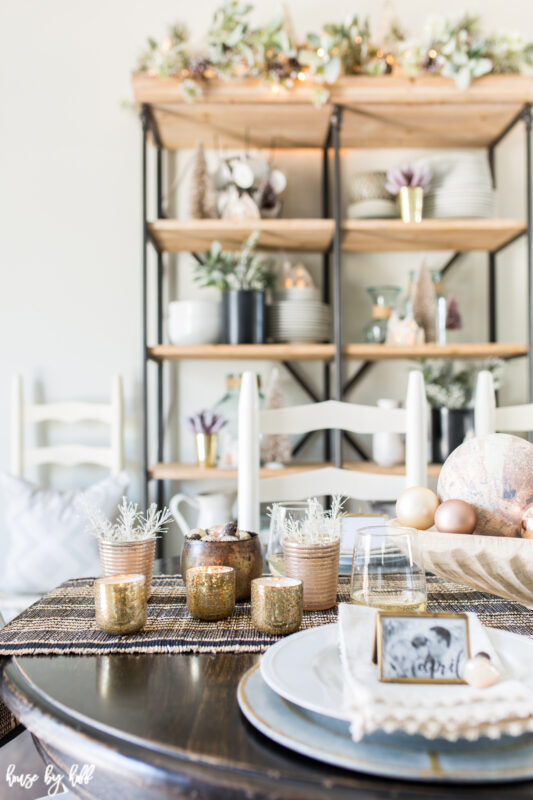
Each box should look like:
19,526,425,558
0,471,129,594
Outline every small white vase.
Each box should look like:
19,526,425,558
372,398,405,467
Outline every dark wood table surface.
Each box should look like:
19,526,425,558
1,558,533,800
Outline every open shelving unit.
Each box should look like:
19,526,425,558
134,74,533,510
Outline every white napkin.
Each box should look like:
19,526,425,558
338,603,533,741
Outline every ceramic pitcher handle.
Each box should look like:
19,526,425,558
169,493,199,538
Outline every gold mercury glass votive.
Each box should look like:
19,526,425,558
186,566,235,621
251,576,303,635
94,574,147,635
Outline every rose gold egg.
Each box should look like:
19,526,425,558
434,499,476,534
395,487,440,530
520,504,533,539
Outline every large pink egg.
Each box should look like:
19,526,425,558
438,434,533,538
434,499,476,534
396,486,439,530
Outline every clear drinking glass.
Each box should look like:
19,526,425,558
350,525,427,612
267,502,309,577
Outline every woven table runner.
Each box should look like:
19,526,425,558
0,574,532,657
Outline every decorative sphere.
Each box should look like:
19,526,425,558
396,487,440,530
434,499,476,535
438,434,533,538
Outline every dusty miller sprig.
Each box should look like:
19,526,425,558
79,496,173,543
278,495,345,546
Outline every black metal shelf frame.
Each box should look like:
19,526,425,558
140,101,533,511
140,102,344,511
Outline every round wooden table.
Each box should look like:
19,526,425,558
2,560,533,799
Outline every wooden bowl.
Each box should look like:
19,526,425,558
181,535,263,601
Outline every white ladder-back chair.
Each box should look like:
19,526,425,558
475,370,533,436
238,371,428,533
11,374,124,477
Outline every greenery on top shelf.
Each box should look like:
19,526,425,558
420,359,504,409
194,232,274,291
134,4,533,103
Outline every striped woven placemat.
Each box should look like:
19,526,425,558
0,574,531,657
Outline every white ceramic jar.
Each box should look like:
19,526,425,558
168,301,222,345
372,398,405,467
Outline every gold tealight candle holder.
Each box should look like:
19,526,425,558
94,574,147,635
251,576,303,636
186,566,235,621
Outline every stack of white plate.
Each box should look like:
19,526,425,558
268,301,331,343
237,624,533,783
421,152,495,219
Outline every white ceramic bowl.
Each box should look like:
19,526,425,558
168,301,222,345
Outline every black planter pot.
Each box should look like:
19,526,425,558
431,407,474,464
222,289,266,344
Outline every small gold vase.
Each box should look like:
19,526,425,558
398,186,424,223
195,433,218,468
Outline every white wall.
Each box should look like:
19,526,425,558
1,0,531,554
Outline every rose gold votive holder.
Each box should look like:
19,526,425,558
186,566,235,621
251,577,303,636
94,574,147,635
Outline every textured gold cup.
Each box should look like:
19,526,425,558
194,433,218,467
98,538,155,598
186,566,235,621
251,577,303,636
94,574,147,635
283,540,340,611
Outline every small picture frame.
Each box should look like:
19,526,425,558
376,612,471,684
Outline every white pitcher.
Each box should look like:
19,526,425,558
169,490,236,538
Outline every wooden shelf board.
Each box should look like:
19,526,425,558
341,219,526,253
149,218,525,254
132,75,533,149
149,342,526,362
148,344,335,361
148,460,442,481
343,343,528,360
149,219,334,252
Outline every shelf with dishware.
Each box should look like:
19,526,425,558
148,218,526,255
147,461,443,481
148,342,527,362
137,72,533,507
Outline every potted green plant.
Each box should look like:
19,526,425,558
421,359,504,463
194,232,274,344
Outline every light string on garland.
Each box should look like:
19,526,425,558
135,3,533,104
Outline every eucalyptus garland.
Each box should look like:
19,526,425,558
135,3,533,103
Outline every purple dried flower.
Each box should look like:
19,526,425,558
183,409,227,434
386,163,432,195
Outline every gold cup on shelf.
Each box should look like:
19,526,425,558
94,574,147,635
186,566,235,620
398,186,424,223
194,433,218,468
251,576,303,635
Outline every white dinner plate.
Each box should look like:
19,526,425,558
238,664,533,783
260,622,533,724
